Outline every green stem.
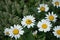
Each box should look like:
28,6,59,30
42,32,46,40
43,0,45,4
15,39,17,40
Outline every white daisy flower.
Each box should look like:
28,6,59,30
52,0,60,8
9,24,24,39
37,19,52,32
32,30,37,36
45,12,57,22
53,26,60,38
21,15,35,28
37,4,49,13
4,28,10,35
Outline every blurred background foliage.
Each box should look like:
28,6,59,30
0,0,60,40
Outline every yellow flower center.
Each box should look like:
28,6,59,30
49,15,54,21
42,24,47,29
6,32,9,35
55,1,59,6
56,30,60,35
26,19,32,25
40,7,45,11
13,29,19,35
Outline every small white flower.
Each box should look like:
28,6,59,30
37,19,52,32
53,26,60,38
52,0,60,8
45,12,57,22
32,30,37,36
9,24,24,39
21,15,35,28
37,4,49,13
4,28,10,35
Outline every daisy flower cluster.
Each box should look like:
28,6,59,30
52,0,60,8
37,4,49,13
37,0,60,38
4,24,24,39
21,15,35,28
37,0,60,13
4,0,60,39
